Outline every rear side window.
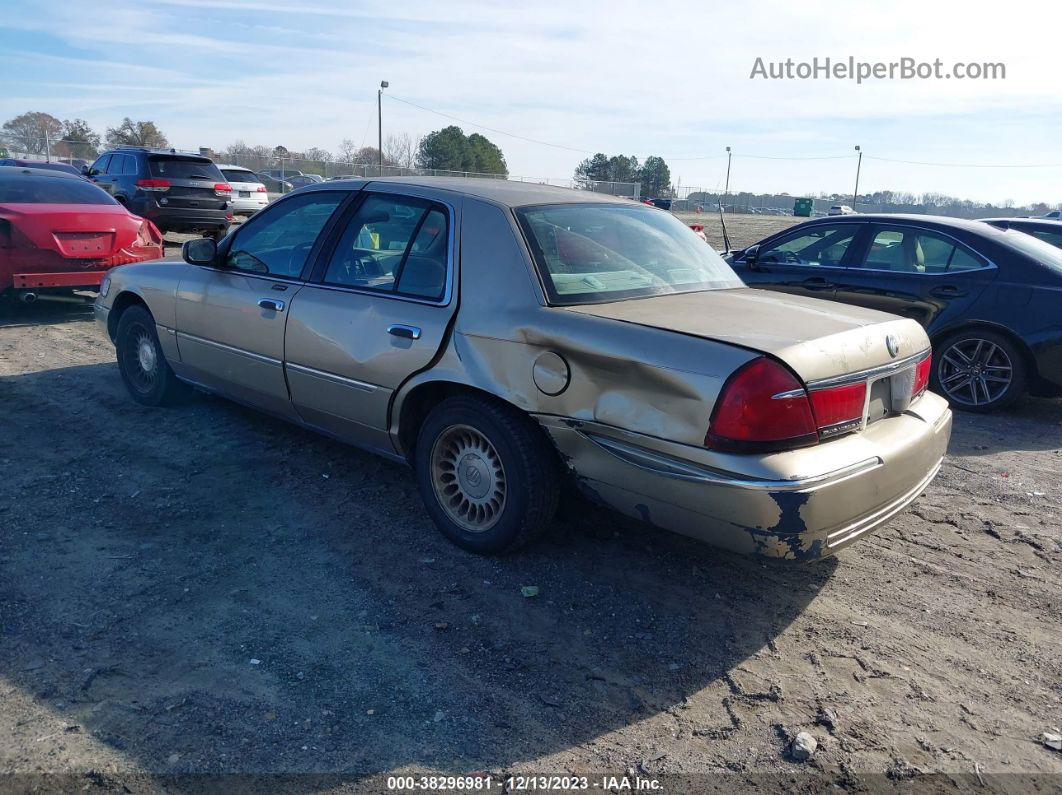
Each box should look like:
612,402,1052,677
1031,229,1062,249
148,157,224,181
863,226,985,273
221,169,260,184
322,194,449,300
0,176,118,205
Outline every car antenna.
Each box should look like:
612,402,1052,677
718,200,732,253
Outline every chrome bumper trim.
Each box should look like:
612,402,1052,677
582,432,882,492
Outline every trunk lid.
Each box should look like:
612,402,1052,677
563,287,930,383
0,204,142,258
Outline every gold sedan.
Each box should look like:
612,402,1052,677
95,178,951,560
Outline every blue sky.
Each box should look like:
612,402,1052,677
2,0,1060,204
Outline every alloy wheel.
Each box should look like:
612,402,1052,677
938,337,1013,407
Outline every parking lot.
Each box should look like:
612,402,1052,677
0,215,1060,790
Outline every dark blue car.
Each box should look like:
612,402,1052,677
729,214,1062,412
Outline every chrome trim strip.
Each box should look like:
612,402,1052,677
826,456,943,546
285,362,378,393
807,349,930,390
582,432,881,491
175,331,280,365
771,388,807,400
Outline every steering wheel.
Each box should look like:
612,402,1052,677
286,241,314,275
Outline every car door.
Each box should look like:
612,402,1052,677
730,221,865,300
173,190,351,418
88,154,114,195
830,223,998,332
284,187,458,453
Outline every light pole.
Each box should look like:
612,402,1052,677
378,80,389,175
853,145,862,211
724,146,731,210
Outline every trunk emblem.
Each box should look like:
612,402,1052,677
886,334,900,358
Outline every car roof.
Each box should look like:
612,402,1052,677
306,176,638,208
0,164,82,179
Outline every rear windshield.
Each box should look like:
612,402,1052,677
995,226,1062,274
516,203,743,304
0,176,117,205
148,157,224,181
221,169,261,184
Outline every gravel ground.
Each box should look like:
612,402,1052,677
0,221,1060,793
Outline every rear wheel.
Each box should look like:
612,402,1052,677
115,305,185,406
414,395,561,554
932,329,1026,412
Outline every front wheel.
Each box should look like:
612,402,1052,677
932,329,1026,412
414,395,561,554
115,304,185,406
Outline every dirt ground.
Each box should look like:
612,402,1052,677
1,221,1060,793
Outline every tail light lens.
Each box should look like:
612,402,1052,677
225,212,234,220
809,382,867,438
135,220,163,248
706,358,818,452
913,354,931,399
136,178,170,192
214,183,232,197
256,185,267,193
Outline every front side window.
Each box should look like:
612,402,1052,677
92,154,111,174
322,194,449,300
516,203,742,304
757,224,858,267
863,226,985,273
226,191,346,278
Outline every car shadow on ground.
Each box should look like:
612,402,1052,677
0,298,95,329
1,362,836,788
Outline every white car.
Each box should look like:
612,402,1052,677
828,204,856,216
217,165,269,216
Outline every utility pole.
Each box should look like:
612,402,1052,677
853,145,862,210
724,146,731,211
378,80,389,175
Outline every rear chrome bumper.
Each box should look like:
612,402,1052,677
536,391,952,560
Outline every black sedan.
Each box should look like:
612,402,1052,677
729,214,1062,412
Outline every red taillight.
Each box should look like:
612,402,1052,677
706,358,818,452
214,183,232,197
809,382,867,437
135,220,163,248
225,212,234,220
913,354,931,398
256,185,267,193
136,178,170,192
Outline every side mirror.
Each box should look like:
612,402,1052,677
183,237,217,266
743,244,760,268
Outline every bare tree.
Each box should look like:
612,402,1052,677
383,133,417,169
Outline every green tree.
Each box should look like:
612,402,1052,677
57,118,101,159
2,111,63,155
606,154,639,183
639,155,671,196
574,153,609,186
416,126,507,175
105,118,169,148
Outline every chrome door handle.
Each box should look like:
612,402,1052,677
258,299,285,312
387,324,421,340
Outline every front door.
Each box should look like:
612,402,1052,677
830,223,997,332
284,189,458,452
732,221,865,301
173,190,349,417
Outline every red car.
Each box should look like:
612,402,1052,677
0,165,164,305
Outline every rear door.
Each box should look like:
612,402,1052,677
731,221,866,300
283,187,458,452
146,155,227,213
830,223,998,332
173,190,350,417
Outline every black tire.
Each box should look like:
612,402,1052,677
932,329,1026,413
414,394,561,554
115,304,185,406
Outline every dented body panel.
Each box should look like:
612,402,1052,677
96,177,951,559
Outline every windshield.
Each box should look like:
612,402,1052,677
148,157,224,181
221,169,261,184
995,226,1062,274
0,176,117,205
516,203,743,304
